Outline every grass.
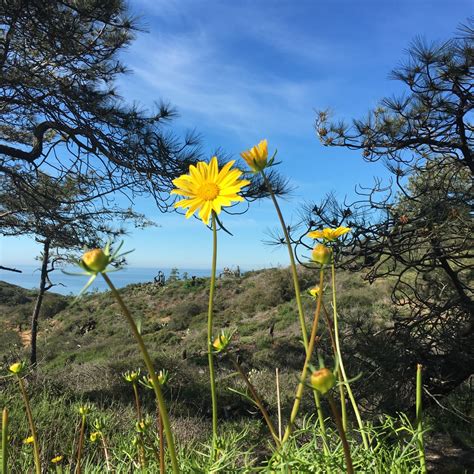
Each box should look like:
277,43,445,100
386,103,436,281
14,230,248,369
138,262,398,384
1,376,426,473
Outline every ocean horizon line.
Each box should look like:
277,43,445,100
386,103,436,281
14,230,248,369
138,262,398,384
0,264,260,295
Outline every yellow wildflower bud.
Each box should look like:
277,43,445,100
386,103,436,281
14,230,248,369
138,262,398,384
79,404,91,416
81,248,109,273
212,334,229,352
90,431,101,443
136,419,150,433
9,361,24,375
123,369,140,383
23,435,34,444
308,286,322,299
51,455,63,464
240,139,269,172
311,244,332,265
157,369,169,386
310,368,336,394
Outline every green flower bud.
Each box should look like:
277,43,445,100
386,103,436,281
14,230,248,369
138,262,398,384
310,368,336,394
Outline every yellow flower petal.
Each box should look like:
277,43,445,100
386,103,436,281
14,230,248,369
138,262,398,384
241,139,269,172
172,158,249,225
307,226,351,241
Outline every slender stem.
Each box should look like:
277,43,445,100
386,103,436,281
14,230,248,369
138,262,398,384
416,364,427,474
262,172,308,347
331,261,368,449
2,408,8,474
143,429,160,467
132,383,143,423
158,410,165,474
207,213,219,449
262,171,327,440
102,273,179,474
75,415,86,474
314,390,329,446
136,434,146,468
322,301,347,436
132,385,146,469
231,356,280,447
275,368,282,441
282,268,325,443
321,302,337,358
328,395,354,474
17,377,41,474
101,435,112,472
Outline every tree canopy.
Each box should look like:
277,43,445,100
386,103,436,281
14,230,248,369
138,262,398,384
290,22,473,411
0,0,202,212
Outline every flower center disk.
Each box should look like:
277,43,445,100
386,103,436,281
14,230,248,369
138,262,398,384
198,182,220,201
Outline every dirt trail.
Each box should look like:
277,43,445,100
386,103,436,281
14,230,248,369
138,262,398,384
19,329,31,348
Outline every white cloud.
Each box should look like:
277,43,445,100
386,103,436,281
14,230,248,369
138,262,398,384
125,27,334,138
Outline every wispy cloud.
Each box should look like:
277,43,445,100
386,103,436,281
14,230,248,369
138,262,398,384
123,12,337,138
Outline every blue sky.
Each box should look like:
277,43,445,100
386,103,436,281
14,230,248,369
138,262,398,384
2,0,471,270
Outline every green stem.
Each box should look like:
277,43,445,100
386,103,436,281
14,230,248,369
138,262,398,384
132,386,146,469
207,213,219,450
17,377,41,474
416,364,427,474
136,434,146,469
331,260,368,449
102,273,180,474
282,268,325,443
322,302,347,431
230,356,281,448
75,415,86,474
132,383,142,421
321,301,347,436
158,410,165,474
262,171,308,346
2,408,8,474
328,395,354,474
262,171,328,442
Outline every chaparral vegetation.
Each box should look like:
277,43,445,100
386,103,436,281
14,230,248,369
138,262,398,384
1,1,472,473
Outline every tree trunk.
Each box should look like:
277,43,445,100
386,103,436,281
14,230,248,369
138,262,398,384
30,238,51,366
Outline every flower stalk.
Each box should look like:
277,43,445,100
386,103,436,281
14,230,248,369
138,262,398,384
261,171,309,347
261,170,329,443
282,268,325,443
416,364,427,473
2,408,8,474
102,273,179,473
15,375,41,474
230,355,280,448
75,413,86,474
321,300,347,432
157,407,165,474
207,212,219,449
331,259,368,448
328,394,354,474
131,382,146,468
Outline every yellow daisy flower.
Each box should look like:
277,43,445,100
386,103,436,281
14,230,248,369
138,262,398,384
307,226,351,241
240,139,269,172
51,455,63,464
172,156,250,225
23,435,34,444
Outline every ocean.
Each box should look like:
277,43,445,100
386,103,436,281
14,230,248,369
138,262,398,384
0,265,214,295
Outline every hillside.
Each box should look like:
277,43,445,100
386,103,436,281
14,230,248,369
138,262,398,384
0,267,392,406
1,269,472,472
